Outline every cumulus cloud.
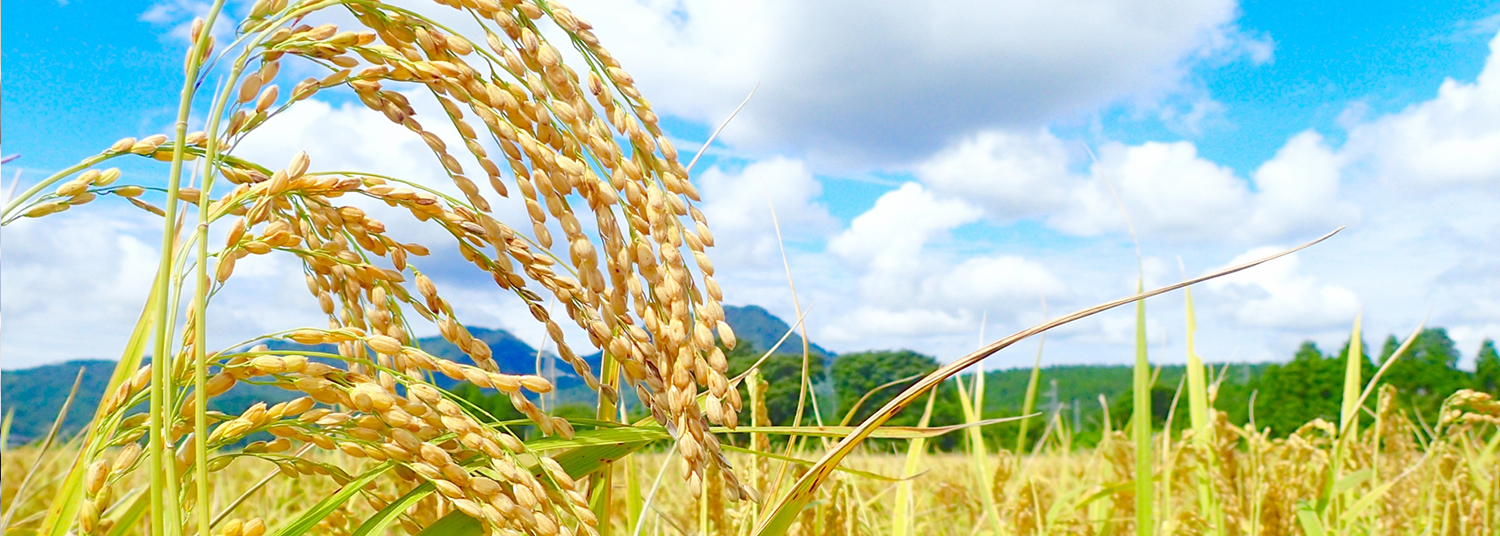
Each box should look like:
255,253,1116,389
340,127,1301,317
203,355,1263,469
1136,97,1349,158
1243,131,1357,238
1055,140,1251,239
1343,32,1500,188
1206,248,1360,330
819,182,1068,345
913,128,1355,244
829,182,983,303
569,0,1269,166
140,0,238,43
915,130,1080,220
1,211,160,366
697,157,838,268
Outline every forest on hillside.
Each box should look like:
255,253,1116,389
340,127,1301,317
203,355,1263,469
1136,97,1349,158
450,327,1499,451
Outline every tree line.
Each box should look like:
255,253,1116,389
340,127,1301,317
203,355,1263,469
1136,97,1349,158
454,328,1499,451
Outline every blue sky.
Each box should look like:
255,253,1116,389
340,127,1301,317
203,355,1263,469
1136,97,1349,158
5,0,1500,370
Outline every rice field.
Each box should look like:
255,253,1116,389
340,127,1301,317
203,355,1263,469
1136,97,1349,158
1,0,1497,535
5,379,1497,535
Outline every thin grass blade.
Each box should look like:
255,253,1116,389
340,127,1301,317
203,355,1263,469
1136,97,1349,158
1132,282,1153,536
1,409,13,453
267,463,396,536
893,391,938,536
1184,285,1220,534
1,367,86,531
956,373,1003,535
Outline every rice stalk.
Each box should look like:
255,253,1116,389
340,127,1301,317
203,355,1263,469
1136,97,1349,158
1131,281,1153,536
891,392,937,536
1182,284,1221,535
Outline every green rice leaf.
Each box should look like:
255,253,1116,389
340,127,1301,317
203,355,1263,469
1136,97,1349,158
269,463,395,536
1296,502,1327,536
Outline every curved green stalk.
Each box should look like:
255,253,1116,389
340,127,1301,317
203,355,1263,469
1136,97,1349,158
149,3,228,535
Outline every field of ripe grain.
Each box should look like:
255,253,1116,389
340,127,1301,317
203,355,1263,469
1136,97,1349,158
5,382,1496,535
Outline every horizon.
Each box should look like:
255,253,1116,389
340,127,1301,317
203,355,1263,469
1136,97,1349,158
1,303,1488,373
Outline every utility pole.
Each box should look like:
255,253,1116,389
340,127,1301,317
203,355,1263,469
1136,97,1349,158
1046,379,1061,420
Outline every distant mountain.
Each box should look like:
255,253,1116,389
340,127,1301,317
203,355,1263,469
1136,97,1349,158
260,327,597,391
0,359,293,445
723,305,832,358
0,306,826,446
1,360,115,445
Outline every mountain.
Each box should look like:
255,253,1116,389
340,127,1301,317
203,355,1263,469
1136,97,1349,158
0,359,297,445
0,306,822,446
723,304,832,358
262,326,594,392
1,360,116,445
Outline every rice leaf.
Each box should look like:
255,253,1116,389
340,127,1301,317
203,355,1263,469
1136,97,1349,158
1296,502,1328,536
1184,286,1221,534
1016,339,1046,454
351,482,435,536
1339,313,1364,435
412,510,482,536
1332,468,1374,496
41,286,160,536
955,372,1003,535
1342,480,1397,522
720,445,904,482
893,391,938,536
1,409,13,453
103,490,151,536
1132,281,1153,536
268,463,396,536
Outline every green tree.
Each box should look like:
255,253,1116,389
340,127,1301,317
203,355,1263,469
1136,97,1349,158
1475,339,1500,396
1108,384,1179,431
830,350,942,426
1251,341,1344,436
724,341,826,426
827,349,967,451
1381,328,1469,424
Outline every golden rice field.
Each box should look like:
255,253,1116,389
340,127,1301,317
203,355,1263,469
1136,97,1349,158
4,382,1497,535
1,0,1497,535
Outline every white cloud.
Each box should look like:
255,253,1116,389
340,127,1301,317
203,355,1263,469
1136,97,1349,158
818,182,1071,347
571,0,1269,166
1,210,160,367
916,129,1354,244
829,183,982,302
697,157,838,268
928,255,1067,310
915,130,1080,220
140,0,237,44
1206,248,1360,330
1243,131,1358,239
1054,141,1251,239
0,206,334,368
1343,32,1500,188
